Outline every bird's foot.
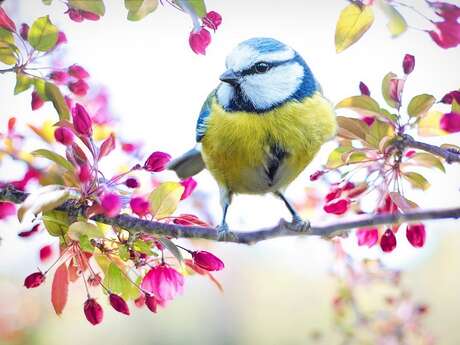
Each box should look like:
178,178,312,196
216,223,237,241
286,216,311,233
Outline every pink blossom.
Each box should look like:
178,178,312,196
141,264,184,302
0,7,16,32
68,79,89,96
109,294,130,316
144,151,171,172
101,193,122,217
49,71,69,84
427,1,460,22
428,21,460,49
192,251,224,271
31,91,44,110
84,298,104,325
202,11,222,31
189,27,211,55
180,177,197,200
380,229,397,252
406,223,426,248
440,112,460,133
130,196,150,217
72,103,93,136
19,23,29,40
402,54,415,74
78,163,92,183
56,31,67,45
0,201,16,219
323,199,349,215
440,90,460,104
54,127,74,146
356,228,379,247
389,78,404,107
24,272,45,288
68,64,90,79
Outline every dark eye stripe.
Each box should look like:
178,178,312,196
240,59,295,76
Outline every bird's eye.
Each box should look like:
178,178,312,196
254,62,270,73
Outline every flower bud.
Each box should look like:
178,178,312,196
77,163,92,183
125,177,139,188
405,149,416,158
180,177,197,200
31,91,44,111
189,27,211,55
68,79,89,96
359,81,370,96
49,71,69,84
54,127,74,146
203,11,222,31
18,224,40,238
406,223,426,248
440,90,460,105
144,151,171,172
130,196,149,217
80,10,100,21
72,103,92,136
356,228,378,247
20,23,29,40
83,298,103,325
192,251,224,271
68,64,90,79
440,112,460,133
0,7,16,32
325,187,342,202
0,201,16,219
101,193,122,217
309,170,324,181
39,244,53,262
109,293,130,315
68,8,83,22
56,31,67,45
402,54,415,75
145,294,158,313
380,229,397,252
362,116,375,126
323,199,349,215
24,271,45,288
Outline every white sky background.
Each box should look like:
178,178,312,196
0,0,460,275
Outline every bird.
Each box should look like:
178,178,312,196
168,37,337,239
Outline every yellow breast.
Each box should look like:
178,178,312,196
201,92,337,194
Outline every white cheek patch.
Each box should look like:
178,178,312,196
241,62,304,110
226,45,295,72
216,83,235,108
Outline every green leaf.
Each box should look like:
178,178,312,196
68,221,105,241
186,0,207,18
14,73,33,95
28,16,59,52
42,0,53,4
336,116,370,141
326,146,353,168
410,152,445,173
125,0,158,21
69,0,106,16
407,94,436,118
43,210,69,237
366,119,391,148
336,95,382,117
79,234,95,253
335,3,374,53
159,238,184,267
133,239,154,255
379,1,407,37
118,245,130,261
34,78,50,101
382,72,398,109
0,28,14,44
103,263,133,299
0,41,17,65
46,82,70,120
149,182,185,219
32,149,75,172
403,171,430,191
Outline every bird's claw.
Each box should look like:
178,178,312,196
216,223,237,241
286,217,311,233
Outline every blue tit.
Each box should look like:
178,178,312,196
168,37,337,239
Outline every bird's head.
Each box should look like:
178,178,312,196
216,37,317,113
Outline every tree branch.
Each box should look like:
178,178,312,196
1,185,459,245
402,134,460,164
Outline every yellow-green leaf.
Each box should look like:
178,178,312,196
186,0,207,18
69,0,105,16
43,210,69,237
68,221,105,241
0,41,17,65
336,116,370,141
0,28,14,44
407,94,436,118
326,146,352,168
14,73,33,95
335,3,374,53
366,119,392,148
149,181,184,219
125,0,158,21
46,82,70,120
34,78,50,101
336,95,382,117
417,111,448,137
28,16,58,52
379,1,407,37
32,149,75,172
403,171,430,191
410,152,445,172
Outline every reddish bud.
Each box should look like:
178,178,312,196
68,64,90,79
20,23,29,40
130,196,149,217
362,116,375,126
440,90,460,104
428,21,460,49
180,177,197,200
323,199,349,215
54,127,74,146
356,228,379,247
389,78,404,106
192,251,224,271
49,71,69,84
72,103,92,136
134,294,146,308
359,81,370,96
56,31,67,45
0,7,16,32
405,149,416,158
68,79,89,96
145,294,158,313
440,112,460,133
39,245,53,262
64,95,74,109
83,298,104,325
87,273,102,287
18,224,40,238
173,214,209,227
406,223,426,248
203,11,222,31
342,182,355,191
80,10,100,21
125,177,140,188
144,151,171,172
24,272,45,288
68,8,84,22
78,163,92,183
189,27,211,55
325,188,342,202
309,170,325,181
31,91,44,110
380,229,397,252
101,193,122,217
402,54,415,74
109,294,130,316
0,201,16,219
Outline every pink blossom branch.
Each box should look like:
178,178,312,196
1,185,459,245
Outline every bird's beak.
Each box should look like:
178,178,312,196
219,69,240,85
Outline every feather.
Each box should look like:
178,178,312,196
167,147,205,179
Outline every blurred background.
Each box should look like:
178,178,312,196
1,0,460,344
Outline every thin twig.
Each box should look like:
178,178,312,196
401,134,460,164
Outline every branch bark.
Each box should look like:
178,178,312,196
402,134,460,163
1,185,459,245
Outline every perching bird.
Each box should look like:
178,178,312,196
168,37,337,239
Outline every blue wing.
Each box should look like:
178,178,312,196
195,90,216,142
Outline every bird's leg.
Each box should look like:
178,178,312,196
275,191,311,233
216,187,236,241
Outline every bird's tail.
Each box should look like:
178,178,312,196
167,146,205,179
